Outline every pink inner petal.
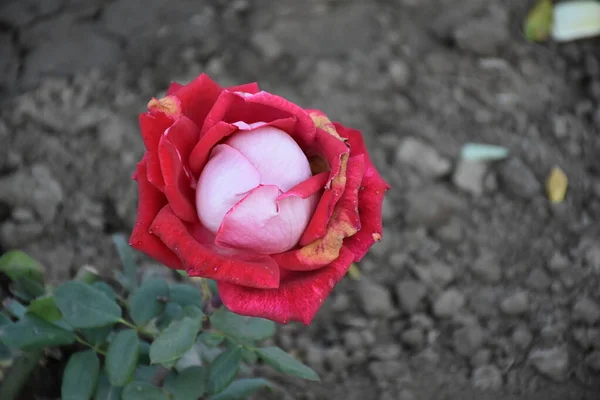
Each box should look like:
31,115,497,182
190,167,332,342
195,144,261,233
225,126,312,192
216,185,318,254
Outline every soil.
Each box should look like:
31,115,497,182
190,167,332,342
2,0,600,399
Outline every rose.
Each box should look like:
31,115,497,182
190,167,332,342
129,74,389,324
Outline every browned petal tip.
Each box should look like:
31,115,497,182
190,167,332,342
147,96,181,117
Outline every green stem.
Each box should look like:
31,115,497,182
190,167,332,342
118,318,157,338
76,336,107,356
0,350,43,400
200,278,212,304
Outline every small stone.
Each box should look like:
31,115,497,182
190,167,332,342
357,280,395,317
468,288,498,318
585,351,600,371
251,31,283,61
453,324,485,357
548,251,569,271
453,159,488,196
396,137,451,178
433,289,466,318
471,365,503,390
471,348,492,367
325,347,348,372
396,280,427,314
435,217,464,243
413,262,455,288
410,314,434,330
526,268,552,291
512,325,533,350
0,221,44,248
361,330,376,347
11,207,35,223
398,389,416,400
500,290,529,315
529,347,570,382
370,344,402,361
388,60,411,87
401,327,424,349
454,17,509,56
405,185,464,229
343,330,363,349
470,252,503,283
573,298,600,324
498,158,541,200
305,346,325,371
330,293,350,313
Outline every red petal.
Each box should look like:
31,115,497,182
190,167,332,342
150,206,280,288
218,246,355,325
337,124,390,261
129,159,183,270
277,172,329,201
227,82,260,94
272,155,364,271
158,116,200,222
139,111,174,190
167,82,184,95
170,73,223,129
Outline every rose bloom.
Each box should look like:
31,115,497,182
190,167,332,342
129,74,389,324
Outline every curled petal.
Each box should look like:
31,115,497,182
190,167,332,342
216,185,318,254
139,111,173,190
170,73,223,128
227,82,260,94
273,155,365,271
195,144,261,233
218,246,355,325
129,158,183,270
336,124,391,261
277,172,329,201
151,206,280,288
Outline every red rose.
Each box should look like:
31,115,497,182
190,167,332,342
129,74,389,324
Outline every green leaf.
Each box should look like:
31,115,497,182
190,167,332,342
210,309,275,341
11,278,45,301
165,366,206,400
149,317,201,365
157,302,183,330
169,284,203,308
138,341,151,365
105,329,140,387
27,295,62,322
0,250,44,283
524,0,553,41
241,348,258,364
54,281,122,328
179,305,204,322
0,314,76,350
199,332,225,347
81,325,113,346
206,346,242,394
122,382,168,400
128,278,169,326
113,233,138,292
94,373,123,400
2,298,27,319
92,282,118,301
61,350,100,400
134,365,161,382
209,378,276,400
255,347,320,381
0,313,12,326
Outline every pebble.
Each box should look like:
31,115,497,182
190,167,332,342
396,137,451,178
405,185,464,229
497,158,541,200
388,60,411,87
585,350,600,371
0,221,44,248
471,348,492,367
251,31,284,61
453,159,488,196
396,280,427,314
528,347,570,382
356,280,395,318
453,324,485,357
325,347,348,372
468,288,499,318
500,290,529,315
370,343,402,361
471,365,503,390
511,325,533,350
548,252,569,271
401,327,425,349
525,267,552,291
433,289,466,318
343,330,364,349
435,217,464,243
470,252,503,283
454,17,509,56
572,297,600,324
412,262,455,288
305,345,325,371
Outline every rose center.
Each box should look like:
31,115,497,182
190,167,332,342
195,126,318,254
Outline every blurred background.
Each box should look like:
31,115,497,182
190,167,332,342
1,0,600,398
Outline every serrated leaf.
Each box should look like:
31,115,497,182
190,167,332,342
546,166,568,203
0,314,76,350
54,281,122,328
209,378,276,400
210,309,275,341
552,1,600,42
128,278,169,326
27,295,62,322
113,233,138,292
169,284,203,308
122,382,168,400
105,329,140,387
149,317,201,364
207,346,242,394
255,347,320,382
199,332,225,347
165,366,206,400
94,373,123,400
524,0,553,42
61,350,100,400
